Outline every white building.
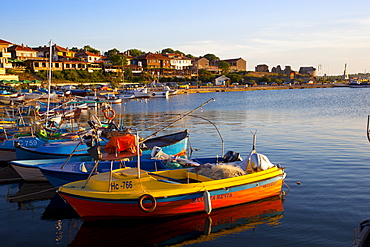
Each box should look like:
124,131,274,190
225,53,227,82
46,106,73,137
215,75,230,86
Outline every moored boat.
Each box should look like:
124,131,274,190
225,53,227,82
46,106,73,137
14,129,188,160
40,156,220,188
57,136,286,220
70,195,284,246
11,130,189,181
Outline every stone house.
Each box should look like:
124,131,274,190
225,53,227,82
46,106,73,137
255,64,269,72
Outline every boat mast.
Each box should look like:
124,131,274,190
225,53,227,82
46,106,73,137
47,39,52,115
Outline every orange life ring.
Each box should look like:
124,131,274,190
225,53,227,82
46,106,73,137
138,194,157,213
103,108,115,120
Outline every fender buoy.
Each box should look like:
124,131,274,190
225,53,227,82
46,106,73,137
138,194,156,213
103,108,115,120
39,129,47,137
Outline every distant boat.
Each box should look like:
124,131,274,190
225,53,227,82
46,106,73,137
349,81,370,88
116,94,135,100
148,90,169,98
119,87,151,98
24,91,57,100
102,94,122,104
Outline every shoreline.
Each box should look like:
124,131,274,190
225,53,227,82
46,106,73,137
176,83,336,94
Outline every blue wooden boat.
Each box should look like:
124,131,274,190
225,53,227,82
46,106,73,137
0,134,80,162
40,157,221,187
11,130,189,181
14,130,188,160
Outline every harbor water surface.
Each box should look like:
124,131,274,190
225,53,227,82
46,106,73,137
1,87,370,246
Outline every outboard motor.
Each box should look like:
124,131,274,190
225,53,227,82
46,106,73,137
223,151,243,162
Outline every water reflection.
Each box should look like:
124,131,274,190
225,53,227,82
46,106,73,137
8,181,55,205
42,194,79,220
70,195,284,246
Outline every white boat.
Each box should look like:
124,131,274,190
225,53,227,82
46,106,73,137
76,95,99,107
12,158,68,182
130,88,151,98
25,91,57,100
163,85,178,95
103,94,122,104
0,93,18,103
148,90,169,98
0,85,19,103
116,94,135,100
10,94,26,102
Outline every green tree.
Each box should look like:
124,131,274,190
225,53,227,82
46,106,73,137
258,76,271,84
272,78,283,85
123,67,133,82
185,53,195,59
104,48,120,57
218,61,230,74
104,48,127,65
227,73,243,83
198,69,214,83
203,53,219,62
161,48,175,54
127,48,145,57
110,54,127,66
83,45,100,55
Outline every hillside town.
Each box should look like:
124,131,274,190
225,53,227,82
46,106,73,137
0,38,321,86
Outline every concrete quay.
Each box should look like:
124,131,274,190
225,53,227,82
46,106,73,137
176,83,336,94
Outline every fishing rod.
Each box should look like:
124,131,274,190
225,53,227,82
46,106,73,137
164,113,224,157
140,98,215,143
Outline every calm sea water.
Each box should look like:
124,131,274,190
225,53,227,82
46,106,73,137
1,87,370,246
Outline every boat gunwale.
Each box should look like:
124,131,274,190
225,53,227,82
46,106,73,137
58,166,285,200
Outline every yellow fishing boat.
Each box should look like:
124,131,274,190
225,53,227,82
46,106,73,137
58,133,286,220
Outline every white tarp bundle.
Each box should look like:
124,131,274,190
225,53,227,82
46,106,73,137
238,151,275,173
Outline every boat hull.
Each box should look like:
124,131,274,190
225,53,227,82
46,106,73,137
40,157,223,187
0,148,16,161
40,159,170,187
14,130,188,160
70,196,283,246
12,130,188,181
58,167,285,220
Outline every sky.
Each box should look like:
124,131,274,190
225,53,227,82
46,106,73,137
2,0,370,75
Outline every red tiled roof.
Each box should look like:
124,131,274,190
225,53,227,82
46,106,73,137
0,39,12,45
76,50,101,57
136,52,170,60
54,44,75,53
8,44,37,52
